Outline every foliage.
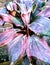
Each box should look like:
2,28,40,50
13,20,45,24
0,0,50,65
0,46,9,63
0,62,9,65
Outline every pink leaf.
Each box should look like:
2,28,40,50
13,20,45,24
0,13,12,23
21,13,30,25
0,29,16,47
0,13,23,27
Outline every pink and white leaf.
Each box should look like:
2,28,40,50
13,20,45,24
0,29,16,46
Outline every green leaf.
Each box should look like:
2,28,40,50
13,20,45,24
11,16,24,27
32,3,37,13
39,30,50,37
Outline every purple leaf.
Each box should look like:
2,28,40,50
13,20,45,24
28,16,50,34
37,6,50,18
7,35,27,63
0,19,4,26
0,7,7,14
26,35,50,63
15,0,33,25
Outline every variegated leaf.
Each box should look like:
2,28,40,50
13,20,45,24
7,35,27,64
0,13,12,23
37,6,50,18
11,16,24,27
0,13,23,27
28,16,50,36
26,35,50,63
6,2,17,11
0,29,16,47
0,19,4,26
15,0,34,24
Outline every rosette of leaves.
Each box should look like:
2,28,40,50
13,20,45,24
0,0,50,65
